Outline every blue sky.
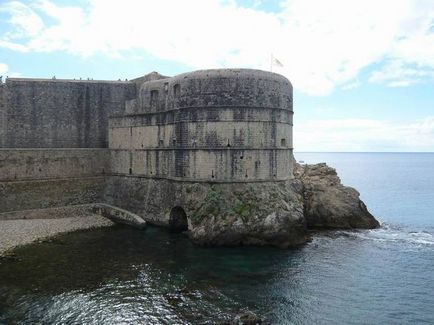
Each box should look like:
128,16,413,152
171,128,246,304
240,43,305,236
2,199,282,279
1,0,433,151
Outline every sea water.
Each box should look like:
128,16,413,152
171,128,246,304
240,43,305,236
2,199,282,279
0,153,433,324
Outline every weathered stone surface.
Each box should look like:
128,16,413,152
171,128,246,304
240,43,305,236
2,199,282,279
91,203,146,229
104,160,381,247
0,149,109,182
0,78,136,148
109,69,294,183
104,176,307,248
0,69,380,249
294,162,380,229
186,181,306,248
0,177,106,214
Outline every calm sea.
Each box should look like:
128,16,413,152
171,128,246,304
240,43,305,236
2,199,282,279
0,152,433,324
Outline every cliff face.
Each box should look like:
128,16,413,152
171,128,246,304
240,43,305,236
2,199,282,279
295,162,380,230
187,161,379,248
186,180,307,248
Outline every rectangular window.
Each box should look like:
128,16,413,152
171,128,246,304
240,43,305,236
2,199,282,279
150,90,159,108
174,84,180,97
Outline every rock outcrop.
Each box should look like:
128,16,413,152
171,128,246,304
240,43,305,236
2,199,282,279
186,161,379,248
294,162,380,230
187,181,307,248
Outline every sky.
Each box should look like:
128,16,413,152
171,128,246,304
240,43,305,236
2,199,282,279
0,0,433,152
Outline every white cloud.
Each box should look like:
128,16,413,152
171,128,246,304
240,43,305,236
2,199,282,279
0,1,44,38
0,62,21,79
0,63,8,76
0,0,434,95
341,80,361,90
369,60,434,87
294,117,434,151
0,39,28,52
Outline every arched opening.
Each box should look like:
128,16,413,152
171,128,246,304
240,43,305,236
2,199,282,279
169,206,188,232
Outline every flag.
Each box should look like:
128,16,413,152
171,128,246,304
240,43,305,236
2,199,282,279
270,54,284,72
272,56,284,67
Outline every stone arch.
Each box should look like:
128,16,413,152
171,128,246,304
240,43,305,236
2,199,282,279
169,206,188,232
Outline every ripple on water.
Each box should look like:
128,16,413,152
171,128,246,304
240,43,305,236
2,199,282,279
337,224,434,248
0,223,433,324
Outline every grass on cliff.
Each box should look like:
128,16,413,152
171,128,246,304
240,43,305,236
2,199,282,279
190,185,264,224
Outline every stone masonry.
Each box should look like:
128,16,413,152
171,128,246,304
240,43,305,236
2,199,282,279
0,69,378,247
0,69,293,224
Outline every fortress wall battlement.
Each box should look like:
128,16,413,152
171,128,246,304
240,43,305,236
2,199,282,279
126,69,292,114
0,78,136,148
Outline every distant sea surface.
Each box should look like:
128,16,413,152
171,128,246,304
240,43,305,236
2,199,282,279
1,152,433,324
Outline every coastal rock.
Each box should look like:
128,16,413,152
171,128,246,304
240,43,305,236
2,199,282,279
231,311,263,324
105,162,379,248
187,181,307,248
186,161,380,247
294,162,380,229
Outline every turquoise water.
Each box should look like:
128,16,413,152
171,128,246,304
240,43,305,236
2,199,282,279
1,153,433,324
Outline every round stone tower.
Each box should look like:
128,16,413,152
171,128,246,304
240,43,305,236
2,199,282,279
109,68,293,182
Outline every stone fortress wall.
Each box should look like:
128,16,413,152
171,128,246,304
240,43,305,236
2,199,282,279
109,69,294,182
0,78,135,148
0,148,109,182
0,77,132,214
0,70,380,247
0,69,294,228
0,148,109,213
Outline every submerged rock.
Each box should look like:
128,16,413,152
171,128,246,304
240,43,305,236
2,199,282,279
294,162,380,229
231,311,264,324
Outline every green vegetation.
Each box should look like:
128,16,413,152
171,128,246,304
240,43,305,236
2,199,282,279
190,185,273,224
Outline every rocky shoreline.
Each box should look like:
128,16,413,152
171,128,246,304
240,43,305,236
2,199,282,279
188,162,380,248
0,162,380,255
295,162,380,230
